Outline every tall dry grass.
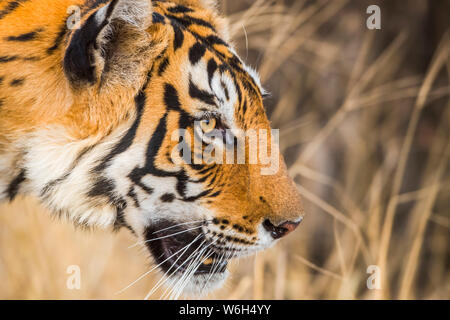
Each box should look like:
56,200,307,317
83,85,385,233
0,0,449,299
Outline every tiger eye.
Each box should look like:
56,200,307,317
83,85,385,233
199,118,217,133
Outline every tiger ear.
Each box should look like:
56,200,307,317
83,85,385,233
63,0,153,87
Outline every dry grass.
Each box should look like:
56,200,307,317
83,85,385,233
0,0,449,299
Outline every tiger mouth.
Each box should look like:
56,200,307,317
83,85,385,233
145,221,228,276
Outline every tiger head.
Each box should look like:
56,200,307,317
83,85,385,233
0,0,304,296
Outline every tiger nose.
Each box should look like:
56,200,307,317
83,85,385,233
262,218,302,239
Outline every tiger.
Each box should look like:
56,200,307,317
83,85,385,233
0,0,304,296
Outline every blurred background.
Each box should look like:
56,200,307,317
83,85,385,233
0,0,449,299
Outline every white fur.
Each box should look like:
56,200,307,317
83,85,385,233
21,123,133,228
97,0,153,29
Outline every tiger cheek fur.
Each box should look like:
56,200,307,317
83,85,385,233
0,0,304,296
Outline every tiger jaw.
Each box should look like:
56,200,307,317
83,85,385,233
146,223,228,274
143,218,265,296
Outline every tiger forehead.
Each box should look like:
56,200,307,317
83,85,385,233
150,1,264,100
125,1,265,130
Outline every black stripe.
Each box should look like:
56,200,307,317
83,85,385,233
189,42,206,65
85,175,129,232
160,193,175,203
0,0,28,20
0,55,40,63
207,172,218,186
242,99,248,115
196,172,212,183
94,89,147,172
207,190,221,198
113,199,130,232
207,58,217,85
221,80,230,100
127,186,140,208
204,35,228,47
145,114,169,171
197,165,216,175
0,55,18,63
0,98,4,108
189,79,216,106
0,76,3,85
152,12,165,24
164,83,182,110
40,173,70,198
10,78,24,86
172,24,184,51
240,75,260,99
6,28,43,41
158,57,169,75
88,176,116,198
128,168,154,195
23,56,41,61
87,177,132,232
47,19,68,54
167,5,193,14
167,14,216,32
182,189,212,202
7,169,26,201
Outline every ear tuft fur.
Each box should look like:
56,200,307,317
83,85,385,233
99,0,152,30
64,0,153,86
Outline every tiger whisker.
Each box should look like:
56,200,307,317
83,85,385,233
160,239,219,300
167,249,209,300
202,249,226,292
146,243,205,300
175,247,218,300
166,245,215,300
116,233,202,295
128,225,203,249
145,238,211,299
200,240,237,294
168,240,218,300
175,250,216,300
160,242,204,299
152,219,210,234
163,248,207,300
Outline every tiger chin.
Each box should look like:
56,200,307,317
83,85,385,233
0,0,304,297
